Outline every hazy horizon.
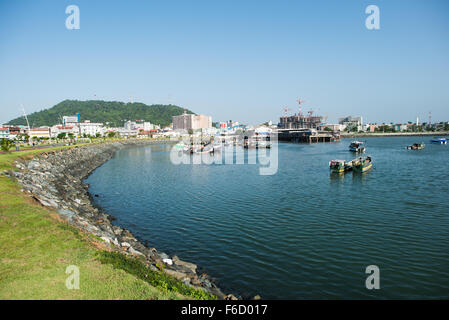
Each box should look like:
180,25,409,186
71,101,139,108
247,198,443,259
1,0,449,126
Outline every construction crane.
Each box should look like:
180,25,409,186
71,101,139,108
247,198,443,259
296,99,306,116
283,106,291,117
307,109,314,119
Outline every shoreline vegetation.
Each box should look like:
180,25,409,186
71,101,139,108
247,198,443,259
0,138,232,300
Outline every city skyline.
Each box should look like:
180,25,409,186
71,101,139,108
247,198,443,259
1,0,449,125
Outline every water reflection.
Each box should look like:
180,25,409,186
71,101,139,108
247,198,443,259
329,172,345,185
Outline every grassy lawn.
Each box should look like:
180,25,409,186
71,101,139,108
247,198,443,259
0,144,211,300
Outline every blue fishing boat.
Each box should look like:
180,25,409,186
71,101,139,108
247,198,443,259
349,141,366,153
430,137,447,144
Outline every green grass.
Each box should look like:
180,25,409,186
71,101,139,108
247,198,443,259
97,251,215,300
0,144,214,300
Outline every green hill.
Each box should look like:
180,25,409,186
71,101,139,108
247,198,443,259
7,100,194,127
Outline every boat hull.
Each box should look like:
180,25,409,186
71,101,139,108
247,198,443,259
353,162,372,173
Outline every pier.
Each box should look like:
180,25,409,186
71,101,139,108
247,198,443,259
278,129,340,143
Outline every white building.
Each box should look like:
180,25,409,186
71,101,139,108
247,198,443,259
124,120,137,130
0,127,10,139
50,125,79,138
108,128,138,138
63,114,80,126
339,116,363,131
79,120,104,137
143,122,154,131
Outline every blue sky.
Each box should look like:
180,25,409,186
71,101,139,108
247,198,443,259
1,0,448,125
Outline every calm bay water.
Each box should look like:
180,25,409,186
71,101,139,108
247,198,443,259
86,136,449,299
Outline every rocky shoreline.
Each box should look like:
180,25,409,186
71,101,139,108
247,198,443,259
6,140,236,300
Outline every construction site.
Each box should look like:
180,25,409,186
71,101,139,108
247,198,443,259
277,99,340,143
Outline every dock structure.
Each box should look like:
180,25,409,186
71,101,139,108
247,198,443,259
277,99,340,143
278,129,340,143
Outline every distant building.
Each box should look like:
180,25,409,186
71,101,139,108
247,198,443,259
110,128,138,138
124,120,136,130
339,116,363,131
50,125,78,138
392,124,408,132
0,127,10,139
63,114,80,125
227,120,240,128
29,127,51,139
216,122,227,129
279,114,323,129
79,120,104,136
320,124,344,132
143,122,154,131
366,124,378,133
172,111,212,131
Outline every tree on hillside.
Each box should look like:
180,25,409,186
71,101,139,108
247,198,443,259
6,100,195,128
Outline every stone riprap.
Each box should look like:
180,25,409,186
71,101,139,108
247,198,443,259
7,140,231,299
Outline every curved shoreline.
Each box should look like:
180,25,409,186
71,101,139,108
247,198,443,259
340,132,449,138
8,140,233,300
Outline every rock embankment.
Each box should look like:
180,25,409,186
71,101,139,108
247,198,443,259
7,140,232,299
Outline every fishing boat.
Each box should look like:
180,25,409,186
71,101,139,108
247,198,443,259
329,160,353,174
430,137,447,144
183,144,193,153
352,156,372,173
406,142,425,150
255,140,272,149
349,141,366,153
212,143,222,152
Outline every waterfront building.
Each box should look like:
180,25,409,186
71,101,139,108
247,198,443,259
50,125,79,138
393,124,408,132
319,124,344,132
173,111,212,131
279,114,323,130
0,127,10,139
29,127,51,139
366,124,378,133
124,120,137,130
79,120,105,136
143,122,154,131
339,116,363,131
114,128,138,138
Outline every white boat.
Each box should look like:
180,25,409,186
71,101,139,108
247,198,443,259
349,141,366,153
430,137,447,144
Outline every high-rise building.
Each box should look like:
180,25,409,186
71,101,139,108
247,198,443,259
172,111,212,131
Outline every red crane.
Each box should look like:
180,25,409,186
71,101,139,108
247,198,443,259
283,106,291,117
296,99,306,116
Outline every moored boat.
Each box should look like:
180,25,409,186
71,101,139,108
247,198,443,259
352,156,372,173
349,141,366,153
329,160,353,174
406,142,425,150
430,137,447,144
